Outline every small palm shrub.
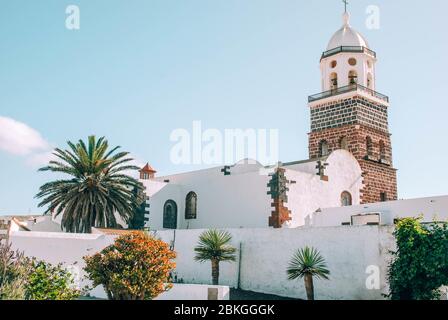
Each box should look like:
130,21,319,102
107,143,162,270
287,246,330,300
194,229,237,285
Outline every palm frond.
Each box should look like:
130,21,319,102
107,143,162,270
35,135,144,233
287,246,330,281
194,229,237,262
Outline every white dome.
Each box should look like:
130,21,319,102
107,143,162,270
326,13,369,50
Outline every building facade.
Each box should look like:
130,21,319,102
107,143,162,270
139,10,398,230
142,151,363,230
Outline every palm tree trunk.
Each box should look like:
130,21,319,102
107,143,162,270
304,274,314,300
211,259,219,285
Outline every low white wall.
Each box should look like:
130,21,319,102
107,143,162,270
156,284,230,300
312,195,448,227
9,225,396,300
9,231,115,298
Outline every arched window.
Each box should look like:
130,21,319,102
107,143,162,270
330,73,338,90
379,140,386,160
163,200,177,229
185,192,197,220
341,191,352,207
366,136,373,157
319,140,329,157
367,73,373,89
339,136,348,150
348,70,358,85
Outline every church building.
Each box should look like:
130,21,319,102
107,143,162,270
140,9,398,231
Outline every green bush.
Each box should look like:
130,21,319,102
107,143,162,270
388,217,448,300
25,260,80,300
0,242,30,300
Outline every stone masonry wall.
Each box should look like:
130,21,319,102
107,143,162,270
309,123,397,203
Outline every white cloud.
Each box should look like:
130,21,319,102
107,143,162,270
26,151,58,167
0,116,50,155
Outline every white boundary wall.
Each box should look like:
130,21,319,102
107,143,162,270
312,195,448,227
9,225,396,300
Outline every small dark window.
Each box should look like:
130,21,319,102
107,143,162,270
379,140,386,160
185,192,197,219
163,200,178,229
319,140,329,157
330,73,338,90
380,192,387,202
348,70,358,85
341,191,353,207
339,137,348,150
366,136,373,157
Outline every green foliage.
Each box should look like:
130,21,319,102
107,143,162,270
388,217,448,300
25,260,80,300
83,231,176,300
35,135,145,233
287,247,330,281
0,242,30,300
194,229,237,263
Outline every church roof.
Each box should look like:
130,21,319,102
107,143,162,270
139,163,157,173
327,12,369,50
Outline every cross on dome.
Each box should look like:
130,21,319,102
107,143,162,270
343,0,349,13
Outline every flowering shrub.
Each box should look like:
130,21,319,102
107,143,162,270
83,231,176,300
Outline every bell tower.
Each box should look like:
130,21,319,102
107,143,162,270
308,9,397,204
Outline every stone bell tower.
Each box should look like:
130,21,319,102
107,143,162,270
307,10,397,204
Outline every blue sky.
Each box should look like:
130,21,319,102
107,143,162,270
1,0,447,214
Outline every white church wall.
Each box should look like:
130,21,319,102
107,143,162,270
145,163,272,230
144,151,364,230
146,183,183,230
285,150,363,227
312,195,448,227
9,225,396,300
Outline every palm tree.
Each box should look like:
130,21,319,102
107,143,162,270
35,136,144,233
194,229,237,285
287,246,330,300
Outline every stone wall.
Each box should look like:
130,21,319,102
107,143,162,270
308,90,397,204
310,95,389,132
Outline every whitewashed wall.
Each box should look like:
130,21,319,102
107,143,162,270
10,225,395,300
155,284,230,300
284,150,363,227
144,150,363,230
312,195,448,227
145,163,272,230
